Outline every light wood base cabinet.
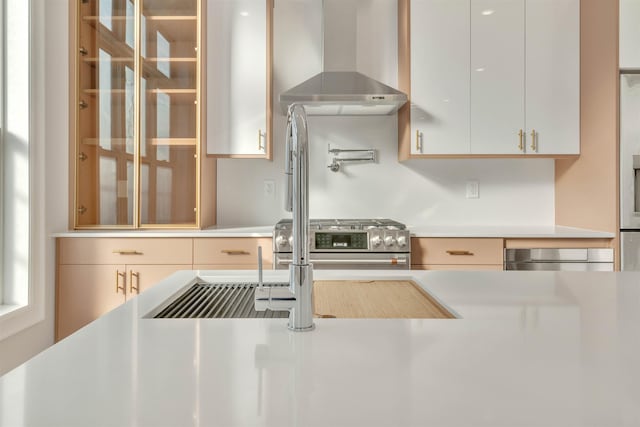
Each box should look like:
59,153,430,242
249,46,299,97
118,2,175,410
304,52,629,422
57,264,126,340
411,238,504,270
56,236,273,340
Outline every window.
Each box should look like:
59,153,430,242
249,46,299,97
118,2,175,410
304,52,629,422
0,0,45,341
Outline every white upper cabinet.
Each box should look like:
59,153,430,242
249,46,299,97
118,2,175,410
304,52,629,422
410,0,470,155
206,0,270,158
621,0,640,69
470,0,525,155
525,0,580,155
404,0,579,157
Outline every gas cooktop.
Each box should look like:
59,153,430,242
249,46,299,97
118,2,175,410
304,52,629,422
274,218,407,231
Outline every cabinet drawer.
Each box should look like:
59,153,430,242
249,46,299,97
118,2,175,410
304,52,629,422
411,238,503,265
58,238,193,265
412,264,503,271
193,238,273,265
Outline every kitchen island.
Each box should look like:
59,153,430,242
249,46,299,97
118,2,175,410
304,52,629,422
1,269,639,426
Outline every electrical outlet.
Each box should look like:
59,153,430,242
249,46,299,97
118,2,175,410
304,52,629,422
466,181,479,199
264,180,275,199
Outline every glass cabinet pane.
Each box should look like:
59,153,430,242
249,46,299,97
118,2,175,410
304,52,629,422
140,0,198,226
75,0,200,228
76,0,136,226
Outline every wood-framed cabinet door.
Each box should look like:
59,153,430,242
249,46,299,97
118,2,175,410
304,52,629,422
140,0,199,226
525,0,579,155
75,0,136,227
206,0,271,158
470,0,525,154
57,264,127,340
410,0,470,155
126,264,192,297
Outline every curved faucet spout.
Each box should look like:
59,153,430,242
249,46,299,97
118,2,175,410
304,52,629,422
256,104,315,332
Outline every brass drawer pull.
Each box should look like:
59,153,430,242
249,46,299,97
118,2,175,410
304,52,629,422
130,271,140,294
530,129,537,152
446,250,474,256
518,129,524,152
112,250,143,255
221,249,251,255
258,129,265,151
115,270,126,294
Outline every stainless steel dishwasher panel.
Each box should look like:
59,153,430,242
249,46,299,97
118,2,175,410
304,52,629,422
505,248,614,271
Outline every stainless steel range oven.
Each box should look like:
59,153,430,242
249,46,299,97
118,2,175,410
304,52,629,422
273,219,411,270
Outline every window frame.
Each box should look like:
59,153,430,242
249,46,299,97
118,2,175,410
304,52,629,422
0,0,46,341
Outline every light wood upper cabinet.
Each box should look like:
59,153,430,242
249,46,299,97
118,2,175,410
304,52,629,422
401,0,579,158
206,0,272,158
71,0,215,229
410,0,470,155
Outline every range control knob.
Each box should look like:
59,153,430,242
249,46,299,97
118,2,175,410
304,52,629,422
384,235,396,247
397,235,408,248
275,235,288,248
370,235,382,248
288,235,294,247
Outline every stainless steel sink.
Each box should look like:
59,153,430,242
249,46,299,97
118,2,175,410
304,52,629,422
151,282,289,319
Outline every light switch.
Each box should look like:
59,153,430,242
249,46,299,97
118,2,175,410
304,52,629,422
466,181,479,199
264,180,275,199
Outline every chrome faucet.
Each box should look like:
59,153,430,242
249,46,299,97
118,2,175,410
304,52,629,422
255,104,315,332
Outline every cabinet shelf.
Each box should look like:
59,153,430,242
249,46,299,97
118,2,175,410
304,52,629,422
82,88,195,95
82,57,134,64
82,138,196,146
144,57,197,63
82,15,196,23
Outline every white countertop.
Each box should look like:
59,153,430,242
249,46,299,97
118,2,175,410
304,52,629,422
1,269,639,426
52,224,615,239
51,225,274,238
408,224,615,238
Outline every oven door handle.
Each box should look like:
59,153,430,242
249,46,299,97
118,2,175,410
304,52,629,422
276,257,408,266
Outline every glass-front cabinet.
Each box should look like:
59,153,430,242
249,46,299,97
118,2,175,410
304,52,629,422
73,0,209,228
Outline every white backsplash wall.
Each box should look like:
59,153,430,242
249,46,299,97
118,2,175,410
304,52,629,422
215,0,555,227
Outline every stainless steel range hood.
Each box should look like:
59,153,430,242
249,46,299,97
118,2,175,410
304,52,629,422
279,0,408,116
280,71,408,116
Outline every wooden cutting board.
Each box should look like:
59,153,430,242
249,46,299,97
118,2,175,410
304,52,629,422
313,280,454,319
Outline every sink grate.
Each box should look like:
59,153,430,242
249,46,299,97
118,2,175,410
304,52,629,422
153,282,290,319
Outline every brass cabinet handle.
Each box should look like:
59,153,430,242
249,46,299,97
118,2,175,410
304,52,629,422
415,130,422,152
518,129,524,152
530,129,537,152
129,271,140,294
112,250,143,255
446,250,474,256
258,129,264,151
115,270,126,294
221,249,251,255
77,205,87,215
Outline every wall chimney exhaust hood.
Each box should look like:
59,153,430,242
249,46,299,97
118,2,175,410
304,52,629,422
280,71,407,116
279,0,407,116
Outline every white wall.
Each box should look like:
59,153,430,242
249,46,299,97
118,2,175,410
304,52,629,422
216,0,555,227
0,0,68,376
